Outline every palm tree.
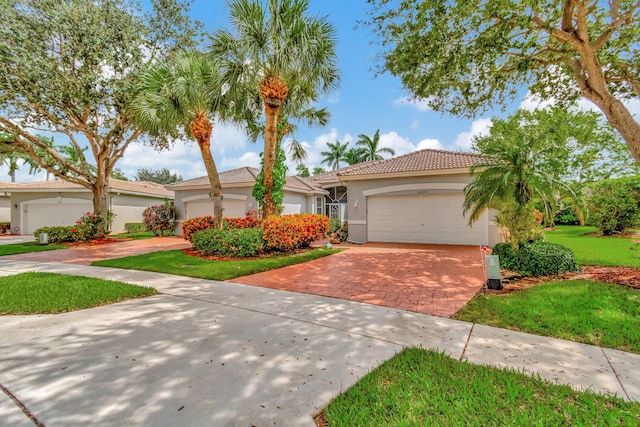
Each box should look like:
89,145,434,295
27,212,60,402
131,53,231,229
320,140,350,170
210,0,339,218
343,148,364,165
356,129,395,161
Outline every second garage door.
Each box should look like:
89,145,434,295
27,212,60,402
23,198,93,235
185,199,246,220
367,194,488,245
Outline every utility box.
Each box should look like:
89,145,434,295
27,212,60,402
485,255,503,290
38,232,49,245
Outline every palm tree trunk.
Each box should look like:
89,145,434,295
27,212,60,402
262,103,279,218
191,111,224,230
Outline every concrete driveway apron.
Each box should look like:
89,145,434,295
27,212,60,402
232,243,486,318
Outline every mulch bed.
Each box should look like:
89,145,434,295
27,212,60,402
63,237,132,247
183,247,312,262
496,265,640,294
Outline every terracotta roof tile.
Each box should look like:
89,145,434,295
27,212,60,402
338,149,483,177
167,166,324,194
0,179,173,197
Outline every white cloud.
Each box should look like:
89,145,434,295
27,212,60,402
453,118,493,150
378,131,416,156
210,122,250,156
410,118,420,130
393,96,433,112
416,138,443,150
220,151,261,170
0,159,47,183
119,141,208,180
519,93,556,111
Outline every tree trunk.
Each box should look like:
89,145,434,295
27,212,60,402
191,112,224,230
262,103,279,218
587,95,640,164
92,172,110,229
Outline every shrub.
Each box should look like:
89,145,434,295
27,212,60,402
71,212,106,242
491,243,519,271
533,209,544,226
143,204,179,236
224,216,261,230
262,213,329,252
329,218,342,234
182,216,217,241
34,226,75,243
553,208,581,225
191,228,264,257
493,241,579,277
587,177,640,235
496,204,544,246
0,222,9,234
516,242,580,277
124,222,147,233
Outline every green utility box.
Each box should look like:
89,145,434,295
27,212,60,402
485,255,503,290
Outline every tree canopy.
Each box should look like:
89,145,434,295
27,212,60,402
135,168,183,184
366,0,640,163
0,0,201,220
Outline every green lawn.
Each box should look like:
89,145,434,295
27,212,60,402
0,241,68,256
455,279,640,353
109,231,157,240
322,348,639,427
92,247,342,281
544,225,640,267
0,272,157,314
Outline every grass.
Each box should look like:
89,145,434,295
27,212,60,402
109,231,157,240
91,247,342,281
544,225,640,267
0,272,157,315
0,241,68,256
322,348,639,427
454,280,640,353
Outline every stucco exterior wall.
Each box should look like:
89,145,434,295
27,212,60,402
0,196,11,222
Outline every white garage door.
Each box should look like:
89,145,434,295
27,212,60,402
185,199,246,219
367,194,488,245
23,198,93,235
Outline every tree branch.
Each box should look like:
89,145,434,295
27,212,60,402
593,0,640,51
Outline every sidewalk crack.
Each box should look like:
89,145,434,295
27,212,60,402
601,348,631,402
0,383,44,426
459,323,475,361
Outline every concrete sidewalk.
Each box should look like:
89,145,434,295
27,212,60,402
0,260,638,427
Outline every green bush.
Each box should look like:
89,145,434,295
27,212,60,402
587,177,640,235
491,243,519,271
34,226,75,243
329,218,342,234
124,222,147,233
553,208,581,225
191,228,264,257
517,242,580,277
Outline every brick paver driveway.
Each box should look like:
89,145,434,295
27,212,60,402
231,243,486,318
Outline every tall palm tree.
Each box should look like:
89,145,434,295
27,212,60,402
210,0,339,218
356,129,395,161
131,53,231,230
320,140,349,170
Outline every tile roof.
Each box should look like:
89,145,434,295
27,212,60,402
337,149,483,177
167,166,324,194
309,160,382,184
0,179,173,198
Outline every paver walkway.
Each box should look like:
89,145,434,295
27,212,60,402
2,236,190,265
232,243,485,317
0,260,638,427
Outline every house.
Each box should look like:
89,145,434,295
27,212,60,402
0,179,174,235
331,149,501,246
167,166,327,235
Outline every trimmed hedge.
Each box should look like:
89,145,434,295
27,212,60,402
492,241,579,277
191,228,264,257
124,222,147,233
183,215,261,241
34,226,75,243
262,214,329,252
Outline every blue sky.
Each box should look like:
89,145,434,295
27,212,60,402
5,0,638,182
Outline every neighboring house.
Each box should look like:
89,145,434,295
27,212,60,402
0,179,174,235
332,149,501,246
167,167,327,235
0,183,10,223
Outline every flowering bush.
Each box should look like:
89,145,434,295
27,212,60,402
262,214,329,252
34,226,75,243
143,203,179,236
224,216,261,230
182,216,218,241
183,215,262,241
71,212,106,242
